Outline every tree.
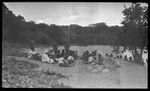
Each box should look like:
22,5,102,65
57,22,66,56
3,3,135,47
119,3,148,64
17,15,26,22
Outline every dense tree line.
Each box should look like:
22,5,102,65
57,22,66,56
2,3,123,46
2,3,148,51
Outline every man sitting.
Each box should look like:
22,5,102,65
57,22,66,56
67,55,75,64
58,57,70,67
60,49,65,57
88,54,95,64
42,50,54,64
82,51,89,64
96,50,104,65
32,53,42,61
28,50,37,59
57,57,65,64
42,53,50,63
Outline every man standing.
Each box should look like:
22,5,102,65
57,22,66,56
96,50,104,65
28,40,35,59
29,40,35,52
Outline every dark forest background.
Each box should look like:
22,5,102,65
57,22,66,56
2,3,148,48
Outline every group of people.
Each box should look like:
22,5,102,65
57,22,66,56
82,50,105,65
81,49,123,65
107,47,148,67
28,40,78,67
28,40,147,67
42,48,78,65
81,47,148,67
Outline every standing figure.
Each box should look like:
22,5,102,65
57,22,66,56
27,40,36,59
96,50,104,65
65,44,70,55
56,50,61,58
52,44,58,57
142,49,148,67
29,40,35,52
61,49,65,57
74,50,78,60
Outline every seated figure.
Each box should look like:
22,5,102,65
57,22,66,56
57,57,65,64
28,50,37,59
88,54,95,64
67,55,75,64
32,53,42,61
42,53,50,63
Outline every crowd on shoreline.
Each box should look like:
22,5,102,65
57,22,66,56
27,40,148,68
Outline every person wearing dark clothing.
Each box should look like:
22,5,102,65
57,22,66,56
97,54,103,65
29,40,35,51
32,53,42,61
60,49,65,57
124,55,128,61
56,50,61,58
92,50,97,57
52,45,58,57
106,53,109,57
65,45,70,55
74,50,78,60
83,51,89,64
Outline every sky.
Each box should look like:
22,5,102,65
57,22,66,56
4,2,148,26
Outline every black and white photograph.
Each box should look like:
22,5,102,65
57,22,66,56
2,2,148,88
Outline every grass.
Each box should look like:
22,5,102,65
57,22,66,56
2,57,72,88
2,46,28,57
2,41,73,88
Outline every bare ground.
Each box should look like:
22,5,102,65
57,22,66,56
3,45,147,88
7,55,147,88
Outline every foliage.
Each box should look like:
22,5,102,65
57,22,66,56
117,3,148,64
118,3,148,48
2,3,147,49
2,3,123,46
